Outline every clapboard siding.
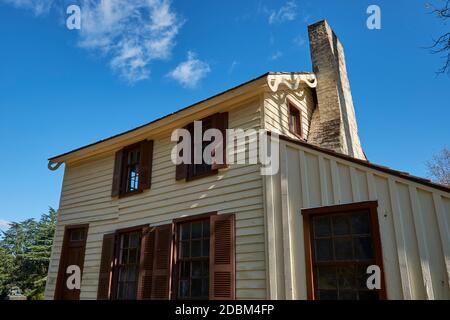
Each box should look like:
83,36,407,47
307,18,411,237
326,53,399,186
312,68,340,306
264,139,450,299
45,98,267,300
264,86,315,140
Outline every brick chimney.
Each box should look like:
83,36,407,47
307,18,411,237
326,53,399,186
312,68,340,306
307,20,366,160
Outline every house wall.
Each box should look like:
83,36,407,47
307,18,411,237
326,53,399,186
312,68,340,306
44,96,268,300
263,85,316,140
264,138,450,299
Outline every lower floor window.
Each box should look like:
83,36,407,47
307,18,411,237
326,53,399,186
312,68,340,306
177,219,210,299
116,231,141,300
303,202,384,300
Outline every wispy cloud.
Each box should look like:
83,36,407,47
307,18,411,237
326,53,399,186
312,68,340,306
293,35,306,47
168,51,210,88
270,51,283,60
2,0,183,83
268,1,297,24
1,0,55,15
228,60,238,75
0,219,10,232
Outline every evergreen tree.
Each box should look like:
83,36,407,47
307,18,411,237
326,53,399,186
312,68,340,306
0,208,57,299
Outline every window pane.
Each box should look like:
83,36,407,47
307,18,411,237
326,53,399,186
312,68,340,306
179,280,189,298
128,248,138,264
191,279,202,297
202,260,209,277
192,261,202,278
351,212,370,234
180,261,190,279
191,240,201,257
121,249,128,264
318,290,338,300
354,236,373,260
332,215,350,235
358,291,379,300
315,238,333,261
313,216,331,237
337,266,355,289
180,241,190,258
339,291,357,300
202,239,210,257
129,233,139,248
356,265,370,290
203,220,210,237
191,221,202,239
334,237,353,260
202,279,209,297
317,266,337,289
128,267,137,282
181,224,190,241
122,234,129,249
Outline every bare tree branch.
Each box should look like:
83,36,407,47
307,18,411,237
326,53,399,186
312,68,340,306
426,147,450,186
426,0,450,74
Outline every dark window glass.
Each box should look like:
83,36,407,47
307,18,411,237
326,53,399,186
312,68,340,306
116,231,140,300
190,118,213,178
177,219,210,299
311,210,378,300
289,104,302,137
124,148,140,193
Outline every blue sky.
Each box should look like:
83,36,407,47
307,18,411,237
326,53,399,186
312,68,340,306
0,0,448,226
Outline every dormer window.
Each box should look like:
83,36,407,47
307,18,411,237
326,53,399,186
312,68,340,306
288,103,302,138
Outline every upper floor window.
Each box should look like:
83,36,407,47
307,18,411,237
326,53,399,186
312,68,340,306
288,103,302,138
111,140,154,197
124,147,140,193
176,112,228,182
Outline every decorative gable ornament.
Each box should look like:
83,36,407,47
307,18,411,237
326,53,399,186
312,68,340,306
267,73,317,92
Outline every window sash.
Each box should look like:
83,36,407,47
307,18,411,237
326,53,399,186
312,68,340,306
302,201,385,300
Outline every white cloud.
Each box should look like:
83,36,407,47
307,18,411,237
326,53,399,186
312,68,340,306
168,51,210,88
79,0,183,83
268,1,297,24
0,219,10,232
270,51,283,60
2,0,183,83
1,0,55,15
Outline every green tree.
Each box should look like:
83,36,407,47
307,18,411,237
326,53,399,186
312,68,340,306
0,208,57,299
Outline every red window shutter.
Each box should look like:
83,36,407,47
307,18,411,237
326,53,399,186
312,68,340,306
137,227,155,300
212,112,229,170
139,140,154,190
175,162,187,181
97,233,116,300
209,214,235,300
111,150,123,197
175,124,191,181
151,224,174,300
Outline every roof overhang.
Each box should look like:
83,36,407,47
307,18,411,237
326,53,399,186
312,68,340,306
48,72,316,167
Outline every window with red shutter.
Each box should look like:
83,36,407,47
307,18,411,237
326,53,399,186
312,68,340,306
111,140,154,197
99,213,235,301
175,113,228,181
